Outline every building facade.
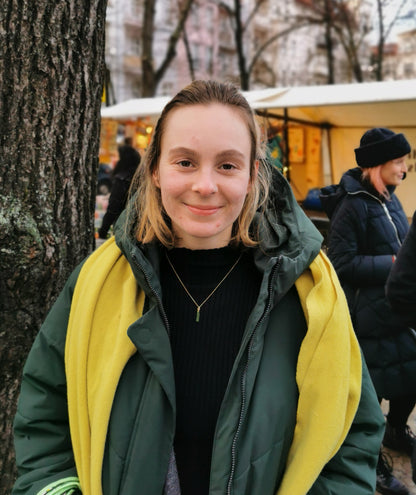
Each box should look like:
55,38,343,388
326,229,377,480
104,0,413,104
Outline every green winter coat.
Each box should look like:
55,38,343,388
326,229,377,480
13,171,384,495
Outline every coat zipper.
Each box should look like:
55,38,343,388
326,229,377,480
226,256,282,495
131,252,171,335
348,190,402,247
381,203,402,247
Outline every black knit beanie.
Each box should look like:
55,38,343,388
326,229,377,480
354,127,411,168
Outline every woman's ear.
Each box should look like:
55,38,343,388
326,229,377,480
248,160,259,192
152,169,160,188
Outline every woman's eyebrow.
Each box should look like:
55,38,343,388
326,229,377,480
216,150,246,161
168,147,199,160
167,147,245,162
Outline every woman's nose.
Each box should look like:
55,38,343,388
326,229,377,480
192,168,218,195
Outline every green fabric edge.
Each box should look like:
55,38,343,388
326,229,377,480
36,476,81,495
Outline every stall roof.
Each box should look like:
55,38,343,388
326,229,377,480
251,79,416,128
101,96,171,119
101,79,416,128
100,88,288,120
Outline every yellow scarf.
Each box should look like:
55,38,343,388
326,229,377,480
278,251,361,494
65,238,145,495
65,238,361,495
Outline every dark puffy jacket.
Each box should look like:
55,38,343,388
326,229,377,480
321,167,416,399
387,210,416,328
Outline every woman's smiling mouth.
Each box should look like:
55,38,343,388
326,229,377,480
186,204,221,216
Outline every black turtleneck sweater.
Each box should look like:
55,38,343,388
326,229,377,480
160,246,262,495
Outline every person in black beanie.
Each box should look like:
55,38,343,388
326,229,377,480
321,127,415,495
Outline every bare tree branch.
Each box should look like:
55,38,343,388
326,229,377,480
155,0,194,83
248,22,311,77
142,0,194,96
242,0,268,32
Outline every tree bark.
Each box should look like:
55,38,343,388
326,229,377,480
0,0,107,492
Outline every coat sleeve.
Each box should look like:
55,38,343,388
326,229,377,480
12,265,83,495
386,211,416,327
307,357,385,494
328,198,393,287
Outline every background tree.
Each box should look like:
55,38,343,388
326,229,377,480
373,0,410,80
289,0,411,84
0,0,107,491
141,0,194,96
219,0,267,90
219,0,311,90
330,0,370,82
281,0,369,84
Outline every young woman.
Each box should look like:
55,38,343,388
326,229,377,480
320,127,416,495
13,81,384,495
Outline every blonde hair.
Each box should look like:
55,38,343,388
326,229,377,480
361,166,390,199
128,80,270,248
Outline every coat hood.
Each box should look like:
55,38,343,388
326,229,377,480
320,167,363,219
254,166,323,275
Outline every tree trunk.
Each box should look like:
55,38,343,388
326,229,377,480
183,28,196,81
324,0,335,84
0,0,107,492
142,0,194,97
375,0,384,81
234,0,249,90
142,0,157,97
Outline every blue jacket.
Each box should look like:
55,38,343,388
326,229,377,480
321,167,416,398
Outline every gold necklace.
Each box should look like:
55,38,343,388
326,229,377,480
165,251,242,322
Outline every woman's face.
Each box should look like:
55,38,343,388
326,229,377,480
154,103,253,250
380,155,408,186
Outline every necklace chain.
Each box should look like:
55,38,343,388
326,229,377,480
165,251,242,322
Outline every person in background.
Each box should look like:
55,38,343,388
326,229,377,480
320,127,416,495
13,80,384,495
98,136,141,239
387,209,416,485
387,210,416,329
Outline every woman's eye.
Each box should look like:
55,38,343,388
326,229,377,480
221,163,235,171
178,160,193,168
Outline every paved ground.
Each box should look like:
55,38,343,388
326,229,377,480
376,401,416,495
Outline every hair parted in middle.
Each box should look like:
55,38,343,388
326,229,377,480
128,79,271,248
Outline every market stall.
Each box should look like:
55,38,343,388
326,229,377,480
249,79,416,216
99,96,171,166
